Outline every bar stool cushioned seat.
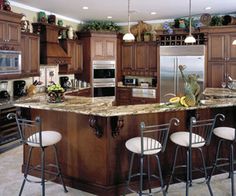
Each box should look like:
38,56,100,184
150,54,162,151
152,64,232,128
125,137,162,155
213,127,235,141
170,132,205,148
27,131,62,147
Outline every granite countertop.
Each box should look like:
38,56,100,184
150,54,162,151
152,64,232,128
12,89,236,117
203,88,236,98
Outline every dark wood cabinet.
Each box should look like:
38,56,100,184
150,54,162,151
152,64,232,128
21,32,40,76
76,32,117,83
116,87,158,105
206,27,236,87
59,39,83,74
0,10,22,50
121,42,158,76
0,10,22,51
116,87,131,105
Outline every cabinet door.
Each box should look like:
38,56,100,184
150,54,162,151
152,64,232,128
226,62,236,79
104,38,116,59
208,34,225,61
20,34,29,73
116,87,131,105
207,61,225,87
121,43,134,72
228,34,236,61
74,42,83,73
28,35,40,74
148,43,158,72
93,38,104,60
7,22,21,44
0,21,6,43
135,43,148,71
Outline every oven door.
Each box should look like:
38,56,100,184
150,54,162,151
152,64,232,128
93,69,115,79
93,83,115,97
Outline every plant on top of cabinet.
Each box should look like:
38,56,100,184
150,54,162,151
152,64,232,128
80,20,121,32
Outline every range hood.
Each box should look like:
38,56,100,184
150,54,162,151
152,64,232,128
32,23,71,65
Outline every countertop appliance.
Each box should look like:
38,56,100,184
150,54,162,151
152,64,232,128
13,80,26,97
0,81,10,101
160,45,205,103
60,76,71,90
123,78,138,86
92,60,116,97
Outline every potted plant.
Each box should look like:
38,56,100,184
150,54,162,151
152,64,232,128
143,31,152,42
47,84,65,103
80,20,121,32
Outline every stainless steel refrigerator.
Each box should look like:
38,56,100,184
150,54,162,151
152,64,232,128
160,45,205,103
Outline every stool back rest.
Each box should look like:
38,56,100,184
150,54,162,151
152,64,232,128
7,113,43,147
189,113,225,147
140,118,179,154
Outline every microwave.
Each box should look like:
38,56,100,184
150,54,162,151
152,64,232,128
0,50,21,74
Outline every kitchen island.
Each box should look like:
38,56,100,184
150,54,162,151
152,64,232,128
13,90,236,195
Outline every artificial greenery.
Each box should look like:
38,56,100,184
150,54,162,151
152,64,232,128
210,16,223,26
80,20,121,32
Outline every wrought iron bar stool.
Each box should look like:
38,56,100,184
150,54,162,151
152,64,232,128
123,118,180,196
207,126,236,196
7,113,68,196
165,113,224,196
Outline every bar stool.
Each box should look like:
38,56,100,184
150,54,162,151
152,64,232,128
123,118,179,196
165,113,224,196
7,113,68,196
207,126,236,196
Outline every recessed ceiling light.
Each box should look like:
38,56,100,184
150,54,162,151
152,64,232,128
107,16,112,19
151,12,157,15
205,6,212,10
82,6,88,10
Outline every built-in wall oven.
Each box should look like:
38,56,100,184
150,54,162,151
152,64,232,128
92,60,116,97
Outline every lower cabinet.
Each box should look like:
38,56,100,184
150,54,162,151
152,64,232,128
21,32,40,76
116,87,158,105
66,88,91,97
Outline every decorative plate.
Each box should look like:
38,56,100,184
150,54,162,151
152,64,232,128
200,13,211,25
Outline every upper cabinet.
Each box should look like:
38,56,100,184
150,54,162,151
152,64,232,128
76,32,117,83
208,33,236,61
0,10,23,50
91,37,116,60
59,39,83,74
121,42,158,76
205,26,236,87
21,32,40,76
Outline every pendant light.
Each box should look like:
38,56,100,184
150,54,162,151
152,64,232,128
123,0,135,41
184,0,196,44
233,40,236,45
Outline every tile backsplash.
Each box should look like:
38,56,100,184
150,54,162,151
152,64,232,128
3,65,75,97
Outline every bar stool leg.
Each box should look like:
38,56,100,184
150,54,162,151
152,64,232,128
166,145,180,192
230,143,234,196
198,148,208,180
139,155,144,196
186,149,190,196
53,145,68,193
19,147,33,196
41,147,45,196
207,139,223,196
123,153,135,196
155,155,166,196
147,156,152,194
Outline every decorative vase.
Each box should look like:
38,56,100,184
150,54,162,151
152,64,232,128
48,14,56,25
57,19,63,26
67,26,73,39
38,11,47,23
144,34,150,42
47,90,64,103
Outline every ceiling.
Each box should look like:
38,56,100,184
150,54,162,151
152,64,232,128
10,0,236,24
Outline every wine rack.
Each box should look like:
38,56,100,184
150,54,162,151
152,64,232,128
158,33,206,46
